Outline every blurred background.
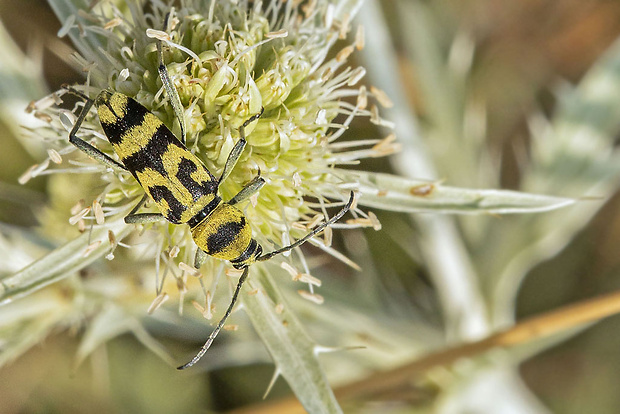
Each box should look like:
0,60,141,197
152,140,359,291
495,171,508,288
3,0,620,413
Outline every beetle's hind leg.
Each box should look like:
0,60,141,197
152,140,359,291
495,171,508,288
124,194,206,269
64,87,127,172
177,266,250,370
124,194,166,224
194,248,208,269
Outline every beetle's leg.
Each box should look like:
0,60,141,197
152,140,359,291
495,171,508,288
157,13,186,144
228,174,265,206
125,213,166,224
177,266,250,370
218,107,264,184
124,213,166,224
194,248,208,269
64,87,127,172
124,194,165,224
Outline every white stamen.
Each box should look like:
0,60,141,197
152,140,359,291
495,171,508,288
148,292,169,314
298,290,324,304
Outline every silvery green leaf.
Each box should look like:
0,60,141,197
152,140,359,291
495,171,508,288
0,14,46,149
341,170,574,214
76,304,175,368
0,290,71,366
0,220,131,306
242,266,342,414
489,37,620,323
47,0,103,57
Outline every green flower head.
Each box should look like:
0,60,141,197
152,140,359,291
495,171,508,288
24,0,391,280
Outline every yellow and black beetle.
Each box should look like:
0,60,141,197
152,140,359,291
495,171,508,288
64,30,354,370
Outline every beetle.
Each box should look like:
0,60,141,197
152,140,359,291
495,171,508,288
63,36,354,370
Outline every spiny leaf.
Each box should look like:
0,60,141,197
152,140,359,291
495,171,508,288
342,170,575,214
0,220,131,306
242,266,342,414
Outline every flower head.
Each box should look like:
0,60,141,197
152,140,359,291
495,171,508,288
25,0,392,280
18,2,397,370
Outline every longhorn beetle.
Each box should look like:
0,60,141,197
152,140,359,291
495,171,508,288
63,32,354,370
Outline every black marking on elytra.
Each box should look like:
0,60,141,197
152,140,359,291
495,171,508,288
176,158,218,201
206,217,246,254
148,185,186,224
121,125,183,176
99,97,149,144
187,195,222,229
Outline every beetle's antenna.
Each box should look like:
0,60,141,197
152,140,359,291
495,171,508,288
177,266,250,370
257,191,355,262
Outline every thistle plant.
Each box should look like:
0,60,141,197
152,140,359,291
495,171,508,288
0,0,591,412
